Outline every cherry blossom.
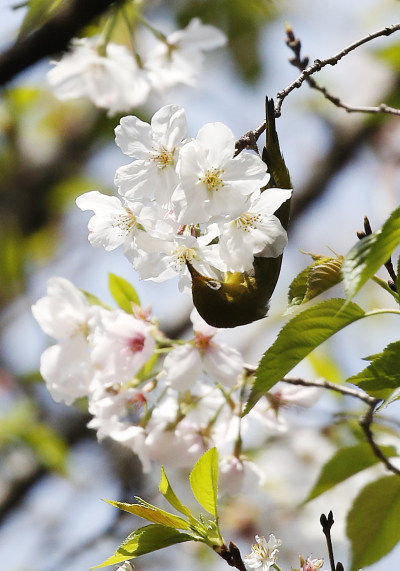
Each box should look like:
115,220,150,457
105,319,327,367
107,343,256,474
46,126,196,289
219,188,292,272
31,276,92,340
244,534,282,571
172,122,270,223
144,18,227,93
89,308,156,386
47,37,150,116
32,277,96,404
299,556,326,571
218,455,266,496
163,309,244,390
115,104,188,206
75,190,169,263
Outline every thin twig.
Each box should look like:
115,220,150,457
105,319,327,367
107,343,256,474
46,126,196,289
276,23,400,116
285,26,400,117
243,368,400,477
320,512,336,571
360,404,400,476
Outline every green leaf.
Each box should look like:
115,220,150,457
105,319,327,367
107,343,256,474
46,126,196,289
245,299,366,413
104,500,190,530
304,443,397,503
347,341,400,398
159,467,194,519
18,0,64,39
342,206,400,300
92,524,194,568
397,254,400,296
288,255,343,308
190,447,219,517
347,475,400,570
108,273,140,313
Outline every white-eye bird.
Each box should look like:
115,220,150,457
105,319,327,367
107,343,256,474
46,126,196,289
187,98,292,328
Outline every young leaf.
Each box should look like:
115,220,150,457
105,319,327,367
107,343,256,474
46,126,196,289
342,205,400,300
92,524,194,568
288,255,343,308
347,475,400,570
159,467,194,519
190,447,219,517
304,443,397,503
347,340,400,398
104,499,190,530
108,273,140,313
245,298,366,413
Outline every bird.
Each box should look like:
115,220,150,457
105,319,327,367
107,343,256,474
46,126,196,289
187,97,292,328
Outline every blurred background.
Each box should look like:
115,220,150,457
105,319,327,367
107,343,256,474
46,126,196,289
0,1,399,569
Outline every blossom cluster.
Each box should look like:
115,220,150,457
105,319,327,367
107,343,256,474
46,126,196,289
47,18,227,116
76,103,291,293
32,276,320,493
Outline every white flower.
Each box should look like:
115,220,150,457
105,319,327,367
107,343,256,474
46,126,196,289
267,382,321,411
218,455,266,495
76,190,159,255
32,276,92,340
172,122,270,223
145,18,226,93
115,104,188,206
133,232,226,291
163,309,243,390
32,277,96,404
115,562,134,571
47,37,150,116
39,336,95,405
299,556,325,571
219,188,292,272
88,414,151,472
89,308,155,385
244,534,282,571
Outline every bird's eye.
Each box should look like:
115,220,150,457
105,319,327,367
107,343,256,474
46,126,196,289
206,280,221,290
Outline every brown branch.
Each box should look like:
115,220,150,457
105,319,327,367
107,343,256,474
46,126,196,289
0,0,125,87
360,405,400,477
243,369,400,477
275,24,400,117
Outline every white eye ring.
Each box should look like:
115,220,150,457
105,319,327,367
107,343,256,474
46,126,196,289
206,280,221,291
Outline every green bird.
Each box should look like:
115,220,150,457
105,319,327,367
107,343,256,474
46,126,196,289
187,98,292,328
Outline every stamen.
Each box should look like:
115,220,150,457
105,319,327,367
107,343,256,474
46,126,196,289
199,168,224,191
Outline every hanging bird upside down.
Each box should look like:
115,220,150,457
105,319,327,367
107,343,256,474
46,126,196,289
187,98,292,328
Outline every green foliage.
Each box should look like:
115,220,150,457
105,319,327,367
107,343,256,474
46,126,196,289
105,499,191,530
0,400,67,473
189,447,219,517
159,467,194,519
288,253,344,308
375,42,400,70
96,448,223,568
346,340,400,400
245,299,366,413
92,525,194,568
347,475,400,570
108,273,140,313
397,254,400,296
17,0,65,39
304,443,397,503
341,205,400,300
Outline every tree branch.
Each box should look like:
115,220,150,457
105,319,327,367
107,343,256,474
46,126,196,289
283,25,400,117
276,23,400,116
0,0,124,87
